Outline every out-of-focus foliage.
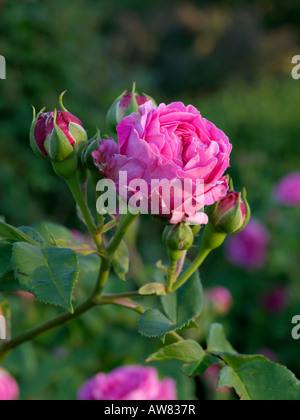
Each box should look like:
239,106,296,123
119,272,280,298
0,0,300,400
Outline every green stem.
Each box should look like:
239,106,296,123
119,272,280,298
107,212,140,257
93,213,140,299
93,257,111,297
0,298,95,362
166,260,178,293
0,292,183,363
102,219,118,234
175,250,187,280
102,291,142,299
66,176,102,250
172,247,211,292
172,225,228,292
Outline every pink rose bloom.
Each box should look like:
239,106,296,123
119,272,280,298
225,219,270,271
0,369,19,401
78,365,177,401
93,101,232,224
273,172,300,207
206,287,233,315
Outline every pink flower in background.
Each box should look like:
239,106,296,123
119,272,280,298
93,101,232,225
0,369,19,401
206,287,233,315
71,229,86,242
258,348,278,362
225,219,270,271
13,291,35,301
203,365,231,396
78,365,176,401
262,286,290,314
273,172,300,207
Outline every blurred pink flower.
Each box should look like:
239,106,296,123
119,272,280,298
203,365,231,396
13,291,35,301
225,219,270,271
0,369,19,401
258,348,278,362
71,230,86,242
78,365,177,401
262,286,290,314
273,172,300,207
206,287,233,315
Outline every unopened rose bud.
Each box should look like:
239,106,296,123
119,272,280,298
209,188,251,235
163,223,194,262
106,84,157,132
30,95,87,162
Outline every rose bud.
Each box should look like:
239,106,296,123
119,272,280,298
106,84,157,132
163,223,194,262
30,95,87,162
209,188,251,235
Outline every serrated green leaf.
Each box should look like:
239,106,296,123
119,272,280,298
12,242,79,313
160,270,204,325
181,354,222,377
112,240,129,281
207,323,237,354
139,271,203,341
18,227,45,246
138,309,198,342
220,353,266,368
0,242,13,277
147,340,204,364
218,356,300,400
0,221,41,247
139,283,166,296
33,222,74,246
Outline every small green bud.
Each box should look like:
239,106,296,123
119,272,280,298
163,223,194,265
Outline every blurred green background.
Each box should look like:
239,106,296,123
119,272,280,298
0,0,300,400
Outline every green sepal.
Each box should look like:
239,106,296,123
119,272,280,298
234,188,251,234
